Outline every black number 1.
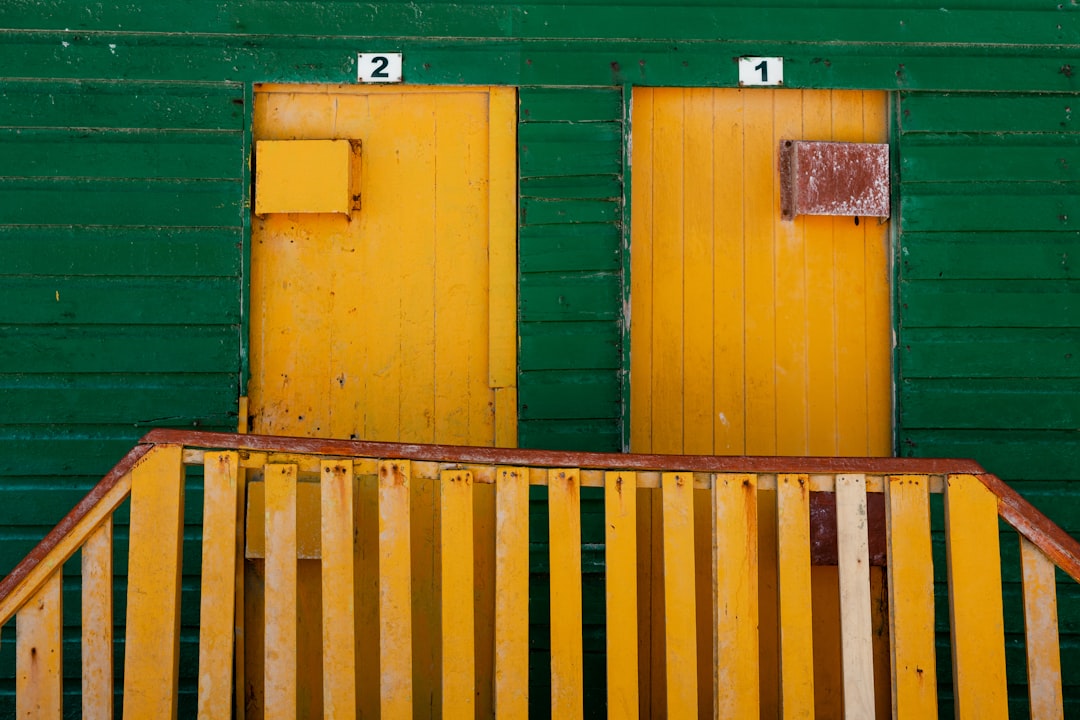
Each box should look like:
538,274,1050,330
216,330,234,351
371,56,390,79
754,60,768,83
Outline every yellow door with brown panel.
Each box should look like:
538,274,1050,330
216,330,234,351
630,88,892,718
247,84,517,718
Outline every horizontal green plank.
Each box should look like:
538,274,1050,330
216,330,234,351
518,371,620,420
0,78,244,130
520,222,620,273
519,321,621,371
899,279,1079,328
519,87,623,123
900,133,1080,184
901,183,1080,232
0,128,242,180
520,174,621,200
0,325,239,373
1,276,240,325
0,428,143,476
518,418,621,452
899,92,1080,134
899,428,1080,482
900,232,1079,280
521,197,620,225
900,378,1080,430
900,328,1080,379
520,271,621,321
0,225,242,277
0,372,237,425
519,122,622,177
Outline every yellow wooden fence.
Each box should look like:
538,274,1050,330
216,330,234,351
0,429,1077,718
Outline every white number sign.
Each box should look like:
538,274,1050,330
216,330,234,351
358,53,403,83
738,56,784,87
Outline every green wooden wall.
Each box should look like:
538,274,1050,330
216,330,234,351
1,0,1079,715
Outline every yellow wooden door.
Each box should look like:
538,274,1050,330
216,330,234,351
630,88,892,718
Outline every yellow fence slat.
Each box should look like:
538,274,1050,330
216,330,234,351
549,468,584,719
885,475,938,718
662,472,698,718
197,452,240,720
714,473,759,720
82,518,113,720
945,473,1008,720
495,467,529,716
441,470,476,717
17,570,63,719
835,474,875,719
776,473,814,718
1020,536,1064,720
264,463,298,720
321,460,358,720
123,443,185,720
379,460,413,719
605,471,639,719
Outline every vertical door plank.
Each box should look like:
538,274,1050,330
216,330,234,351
198,452,241,720
629,88,655,453
17,570,63,719
1020,537,1064,720
549,468,584,720
441,469,476,717
123,443,185,720
488,86,518,394
714,473,760,719
379,460,413,719
885,475,938,719
264,463,298,720
835,474,875,719
321,460,357,720
605,471,639,719
495,466,530,717
662,472,698,718
776,474,814,718
945,474,1008,720
82,518,113,720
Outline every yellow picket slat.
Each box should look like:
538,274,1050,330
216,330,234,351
662,472,698,718
714,473,759,720
776,473,814,719
198,452,240,720
605,471,639,719
885,475,938,719
1020,536,1064,720
835,474,875,719
379,460,413,719
945,474,1008,720
441,470,476,717
495,467,530,717
123,443,185,720
17,570,63,719
549,468,584,720
264,463,298,720
82,518,113,720
321,460,357,720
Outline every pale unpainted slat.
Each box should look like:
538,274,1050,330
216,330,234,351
885,475,938,719
605,471,639,720
321,460,358,720
441,470,476,717
835,474,875,719
122,443,185,720
1020,536,1064,720
714,473,759,720
945,473,1008,720
776,474,814,718
549,468,584,720
198,452,240,720
17,570,63,719
662,472,698,718
495,467,530,717
379,460,413,719
264,463,298,720
82,518,113,720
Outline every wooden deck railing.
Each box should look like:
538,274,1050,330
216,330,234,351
1,429,1078,718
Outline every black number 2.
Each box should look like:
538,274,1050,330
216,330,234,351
370,55,390,79
754,60,768,83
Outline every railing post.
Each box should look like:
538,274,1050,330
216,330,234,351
776,473,814,718
379,460,413,720
662,472,697,718
605,471,639,719
495,466,530,717
1019,537,1064,720
321,460,358,720
82,517,114,720
16,570,63,719
549,468,584,720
